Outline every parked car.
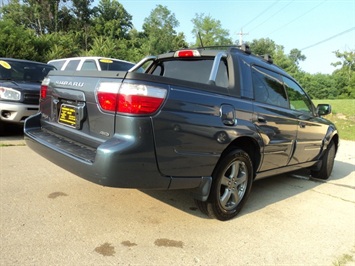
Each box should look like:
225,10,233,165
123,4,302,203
48,56,143,72
0,58,56,135
25,46,339,220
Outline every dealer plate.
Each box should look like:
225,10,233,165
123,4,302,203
58,104,76,128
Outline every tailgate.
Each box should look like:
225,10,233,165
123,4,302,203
39,70,126,145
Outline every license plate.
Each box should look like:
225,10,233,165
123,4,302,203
58,104,76,128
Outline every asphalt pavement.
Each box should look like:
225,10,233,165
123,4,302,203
1,132,354,265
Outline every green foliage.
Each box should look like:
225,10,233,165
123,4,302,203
191,13,233,47
44,32,82,61
249,38,276,56
0,19,40,61
332,50,355,98
92,0,132,39
142,5,187,55
289,48,306,65
299,73,337,99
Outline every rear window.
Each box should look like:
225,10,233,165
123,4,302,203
81,59,98,71
151,59,229,88
48,60,65,70
98,59,135,71
65,60,80,71
0,59,56,82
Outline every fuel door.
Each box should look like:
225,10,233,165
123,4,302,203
220,104,235,126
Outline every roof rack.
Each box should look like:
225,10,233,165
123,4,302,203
262,54,273,64
191,44,252,54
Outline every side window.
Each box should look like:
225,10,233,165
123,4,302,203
81,60,98,71
283,76,314,114
252,66,288,108
65,60,80,71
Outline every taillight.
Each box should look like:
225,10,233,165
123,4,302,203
119,83,167,114
174,50,201,57
96,82,167,115
96,82,120,112
40,77,50,99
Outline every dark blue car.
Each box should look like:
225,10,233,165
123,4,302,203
0,58,56,134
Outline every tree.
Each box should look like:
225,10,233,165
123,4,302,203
124,28,148,62
44,31,81,61
1,0,66,35
289,48,306,66
0,19,42,60
331,50,355,98
142,5,187,55
249,38,276,56
300,73,337,99
92,0,132,39
191,13,232,47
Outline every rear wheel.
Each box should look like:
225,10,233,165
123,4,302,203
195,149,253,221
311,141,336,180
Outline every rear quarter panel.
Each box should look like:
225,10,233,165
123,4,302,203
152,83,258,177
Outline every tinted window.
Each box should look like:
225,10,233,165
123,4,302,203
151,59,229,88
0,59,55,82
98,59,134,71
81,60,98,71
65,60,80,71
283,76,314,114
252,66,288,108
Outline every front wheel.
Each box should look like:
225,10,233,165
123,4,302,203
0,121,5,136
196,149,253,221
311,141,336,180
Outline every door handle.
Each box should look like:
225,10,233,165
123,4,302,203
299,122,306,128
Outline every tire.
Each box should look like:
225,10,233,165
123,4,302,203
311,141,336,180
0,121,5,136
198,149,253,221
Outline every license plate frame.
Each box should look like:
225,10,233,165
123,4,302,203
58,104,77,128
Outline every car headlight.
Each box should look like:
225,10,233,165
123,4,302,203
0,86,21,101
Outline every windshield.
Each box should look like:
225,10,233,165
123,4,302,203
0,59,56,83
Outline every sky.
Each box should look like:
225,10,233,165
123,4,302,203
98,0,355,74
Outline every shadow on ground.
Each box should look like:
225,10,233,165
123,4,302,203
141,159,353,219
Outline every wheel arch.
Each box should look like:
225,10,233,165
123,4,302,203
218,136,261,179
324,125,340,155
331,133,339,155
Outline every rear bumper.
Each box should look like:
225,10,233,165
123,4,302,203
24,113,206,192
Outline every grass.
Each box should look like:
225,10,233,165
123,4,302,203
0,143,26,147
313,99,355,141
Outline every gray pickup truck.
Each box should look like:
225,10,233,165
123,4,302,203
24,46,339,220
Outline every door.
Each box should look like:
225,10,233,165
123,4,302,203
252,66,298,171
283,77,326,164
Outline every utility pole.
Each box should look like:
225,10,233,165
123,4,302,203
237,28,249,45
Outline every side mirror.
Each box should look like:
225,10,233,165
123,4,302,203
317,104,332,116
